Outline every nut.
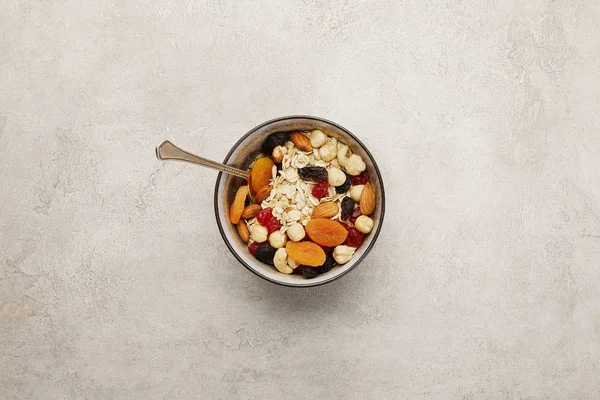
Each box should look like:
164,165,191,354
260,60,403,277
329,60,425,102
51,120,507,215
333,245,356,264
269,230,287,249
273,248,293,274
287,222,305,242
311,201,339,219
255,185,273,203
349,185,364,202
355,215,374,234
337,143,351,165
359,182,376,216
344,154,366,176
319,143,337,162
272,145,286,163
250,224,268,243
241,204,262,219
287,209,302,221
229,185,249,224
287,257,298,270
236,221,250,243
310,130,327,148
290,132,313,152
327,167,346,186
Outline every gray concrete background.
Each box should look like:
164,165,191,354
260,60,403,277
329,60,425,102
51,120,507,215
1,1,600,399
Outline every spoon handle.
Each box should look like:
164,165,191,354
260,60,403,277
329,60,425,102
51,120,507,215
156,140,249,179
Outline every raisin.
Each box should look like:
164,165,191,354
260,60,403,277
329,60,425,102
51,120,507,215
262,132,290,155
256,207,273,225
317,252,337,274
340,197,354,220
349,207,362,224
295,265,318,279
254,244,277,265
312,180,329,199
248,241,265,255
265,216,281,233
350,171,369,185
344,227,364,247
335,173,351,194
298,166,328,182
244,196,251,207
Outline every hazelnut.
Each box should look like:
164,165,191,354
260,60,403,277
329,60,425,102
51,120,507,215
355,215,374,234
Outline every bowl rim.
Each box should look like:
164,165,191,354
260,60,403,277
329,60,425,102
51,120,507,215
213,115,386,287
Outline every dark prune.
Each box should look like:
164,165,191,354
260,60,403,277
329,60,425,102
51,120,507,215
335,173,351,193
298,166,328,182
262,132,290,155
254,244,277,265
295,265,318,279
340,197,355,220
317,252,337,274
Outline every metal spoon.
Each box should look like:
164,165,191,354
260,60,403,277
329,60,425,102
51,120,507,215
155,140,249,180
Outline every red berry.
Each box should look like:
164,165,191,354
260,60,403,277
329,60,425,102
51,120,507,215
256,207,273,225
349,207,362,224
345,227,364,247
321,246,334,254
266,216,281,233
248,241,264,255
350,171,369,185
312,180,329,199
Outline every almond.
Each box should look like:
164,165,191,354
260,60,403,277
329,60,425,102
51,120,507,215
286,241,326,267
236,221,249,243
359,182,376,216
241,204,262,219
290,132,313,152
311,201,339,219
305,219,348,247
230,185,249,224
255,184,273,203
250,157,275,193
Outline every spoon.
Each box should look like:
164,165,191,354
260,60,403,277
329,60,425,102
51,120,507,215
155,140,249,180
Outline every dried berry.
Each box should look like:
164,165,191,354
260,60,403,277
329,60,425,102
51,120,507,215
265,216,281,233
312,180,329,199
254,244,277,265
248,241,265,256
262,131,290,155
317,252,337,274
350,171,369,186
335,173,351,194
295,265,318,279
298,166,328,182
344,227,364,247
244,197,250,207
256,207,273,225
349,207,362,224
340,197,354,220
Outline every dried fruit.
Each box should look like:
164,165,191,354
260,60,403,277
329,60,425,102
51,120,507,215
359,182,376,216
295,265,318,279
344,226,364,247
340,197,354,220
250,157,275,193
236,221,250,243
229,185,249,224
254,244,277,265
286,241,326,267
257,207,274,225
311,180,329,199
248,241,265,255
290,132,313,152
305,219,348,247
241,204,262,219
262,131,290,155
317,252,337,274
335,173,351,194
349,207,362,224
265,216,281,233
255,184,273,204
350,171,369,186
355,215,374,234
311,202,339,219
298,166,328,182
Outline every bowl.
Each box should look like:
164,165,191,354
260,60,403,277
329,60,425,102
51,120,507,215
214,115,385,287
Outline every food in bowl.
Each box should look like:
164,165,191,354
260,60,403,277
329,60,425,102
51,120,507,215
229,129,377,279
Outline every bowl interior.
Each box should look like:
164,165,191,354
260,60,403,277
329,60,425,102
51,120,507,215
214,116,385,287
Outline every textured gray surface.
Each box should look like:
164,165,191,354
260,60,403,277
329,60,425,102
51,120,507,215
1,1,600,399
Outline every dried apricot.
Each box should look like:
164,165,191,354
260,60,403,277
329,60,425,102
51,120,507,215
286,241,326,267
250,157,275,193
305,219,348,247
230,185,249,224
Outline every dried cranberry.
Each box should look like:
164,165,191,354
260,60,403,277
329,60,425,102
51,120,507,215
248,241,265,255
266,216,281,233
254,244,277,265
256,207,273,225
320,246,334,254
350,171,369,185
349,207,362,224
340,197,354,220
312,180,329,199
345,227,364,247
